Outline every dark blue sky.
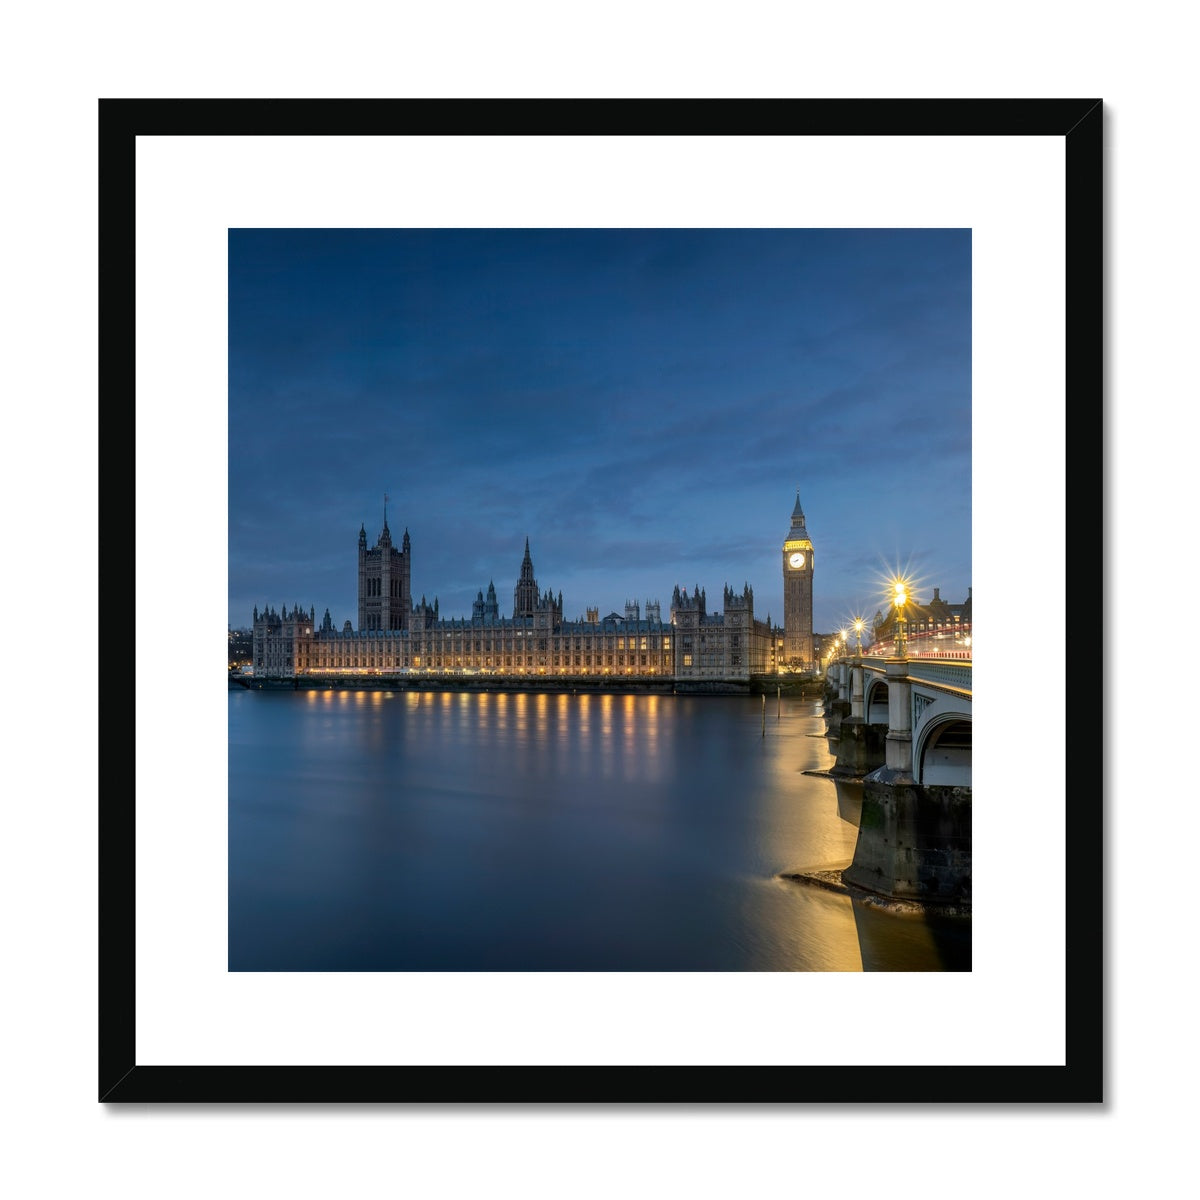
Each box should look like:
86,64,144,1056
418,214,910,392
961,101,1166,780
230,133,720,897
229,228,970,633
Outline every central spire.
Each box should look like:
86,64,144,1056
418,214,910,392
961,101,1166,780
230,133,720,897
514,537,539,617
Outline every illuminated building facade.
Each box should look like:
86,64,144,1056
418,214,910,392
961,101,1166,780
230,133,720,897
252,501,791,683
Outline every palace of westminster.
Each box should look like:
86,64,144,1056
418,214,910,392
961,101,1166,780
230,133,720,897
249,495,969,683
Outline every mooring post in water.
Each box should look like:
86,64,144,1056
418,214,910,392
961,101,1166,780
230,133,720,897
762,694,766,737
777,685,781,720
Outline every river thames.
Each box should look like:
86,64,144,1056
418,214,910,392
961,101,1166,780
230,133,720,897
229,688,970,971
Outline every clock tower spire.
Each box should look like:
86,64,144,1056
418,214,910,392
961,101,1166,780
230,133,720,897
782,491,815,670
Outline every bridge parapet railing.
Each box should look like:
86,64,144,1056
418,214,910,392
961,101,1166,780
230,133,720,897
858,656,971,695
907,661,971,692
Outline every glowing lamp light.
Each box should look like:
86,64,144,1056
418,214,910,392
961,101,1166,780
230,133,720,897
890,577,910,659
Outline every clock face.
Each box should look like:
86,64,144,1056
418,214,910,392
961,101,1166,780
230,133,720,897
788,551,805,568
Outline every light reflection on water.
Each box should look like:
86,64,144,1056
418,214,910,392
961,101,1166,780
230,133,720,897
229,690,969,971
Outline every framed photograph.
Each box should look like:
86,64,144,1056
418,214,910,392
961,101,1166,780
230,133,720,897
100,98,1102,1102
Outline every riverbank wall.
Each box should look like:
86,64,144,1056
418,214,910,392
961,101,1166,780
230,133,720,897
228,673,812,697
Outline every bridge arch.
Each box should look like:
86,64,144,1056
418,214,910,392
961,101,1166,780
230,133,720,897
914,712,972,787
864,677,889,724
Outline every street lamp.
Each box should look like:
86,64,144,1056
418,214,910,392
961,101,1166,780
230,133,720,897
892,579,908,659
853,617,864,658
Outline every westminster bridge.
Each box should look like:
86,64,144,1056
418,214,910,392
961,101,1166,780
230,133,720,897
826,654,972,786
822,652,972,907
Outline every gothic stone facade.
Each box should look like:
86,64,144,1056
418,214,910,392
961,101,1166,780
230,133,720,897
252,502,792,683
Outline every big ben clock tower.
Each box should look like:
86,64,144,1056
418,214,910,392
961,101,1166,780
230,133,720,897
782,492,814,669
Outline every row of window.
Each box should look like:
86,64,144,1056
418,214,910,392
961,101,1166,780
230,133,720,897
259,627,777,675
362,579,407,598
297,650,664,669
406,636,668,654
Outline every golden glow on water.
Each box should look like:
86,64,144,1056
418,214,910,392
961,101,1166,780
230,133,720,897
619,694,643,781
597,693,616,775
784,885,866,971
761,700,858,866
641,695,660,763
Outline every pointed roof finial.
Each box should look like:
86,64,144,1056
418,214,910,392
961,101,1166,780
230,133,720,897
383,492,390,531
788,491,808,538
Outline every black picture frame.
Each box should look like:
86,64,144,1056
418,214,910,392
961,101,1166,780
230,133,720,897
99,98,1103,1104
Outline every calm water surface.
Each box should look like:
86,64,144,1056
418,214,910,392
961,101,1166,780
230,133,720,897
229,689,969,971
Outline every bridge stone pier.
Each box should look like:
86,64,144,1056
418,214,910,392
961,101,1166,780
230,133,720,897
823,662,849,738
826,660,886,776
825,655,972,907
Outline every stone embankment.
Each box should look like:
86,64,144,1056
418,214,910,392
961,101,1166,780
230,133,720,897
228,672,809,697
